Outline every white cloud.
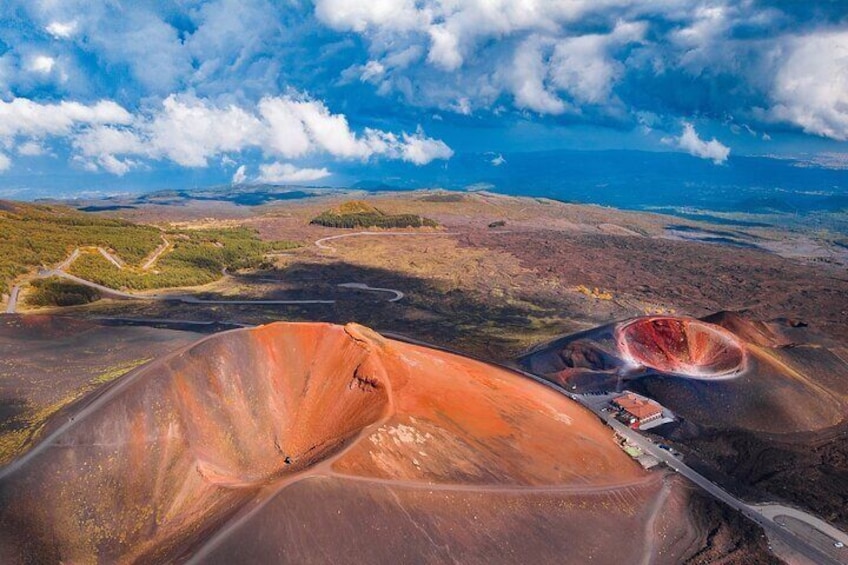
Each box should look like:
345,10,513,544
0,98,132,139
399,127,454,164
46,21,78,39
509,36,566,115
232,164,247,184
0,153,10,172
0,93,451,175
146,95,264,167
491,154,506,166
549,21,646,105
28,55,56,74
675,122,730,164
770,31,848,140
17,141,46,156
257,162,331,184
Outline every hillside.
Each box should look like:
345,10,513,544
0,322,764,563
0,201,298,297
310,200,438,229
0,201,161,294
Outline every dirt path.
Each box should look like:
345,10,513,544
141,236,171,270
315,231,458,251
640,476,673,565
97,247,125,269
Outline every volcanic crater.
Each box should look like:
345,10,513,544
616,316,747,379
0,321,731,563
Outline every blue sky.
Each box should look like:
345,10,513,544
1,0,847,195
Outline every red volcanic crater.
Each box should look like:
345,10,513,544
616,317,747,379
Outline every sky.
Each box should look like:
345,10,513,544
0,0,847,195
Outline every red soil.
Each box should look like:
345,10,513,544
0,322,671,563
616,317,747,379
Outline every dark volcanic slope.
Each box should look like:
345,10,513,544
461,230,848,343
519,311,848,527
521,313,847,433
0,322,770,563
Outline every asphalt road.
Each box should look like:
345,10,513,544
575,397,847,565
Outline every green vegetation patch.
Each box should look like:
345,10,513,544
310,200,438,229
0,200,300,294
417,192,467,203
68,227,298,291
0,201,161,294
27,277,100,307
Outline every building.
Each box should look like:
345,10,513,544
611,392,663,427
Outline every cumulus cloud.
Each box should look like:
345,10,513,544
0,0,846,180
0,153,10,171
769,31,848,140
1,94,451,175
674,123,731,164
28,55,56,74
17,141,46,156
0,98,132,139
45,21,78,39
232,165,247,184
257,162,331,183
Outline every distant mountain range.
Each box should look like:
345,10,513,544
7,149,847,215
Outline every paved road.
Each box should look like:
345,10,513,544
48,270,336,305
5,285,20,314
314,231,457,251
755,504,848,547
574,397,847,564
337,282,404,302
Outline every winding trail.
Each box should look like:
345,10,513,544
44,269,336,305
56,248,80,271
5,285,20,314
639,476,673,565
337,282,404,302
141,236,171,270
97,247,125,269
315,231,458,251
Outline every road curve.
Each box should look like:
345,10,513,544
97,247,125,269
45,270,336,305
754,504,848,547
337,282,404,302
315,231,458,251
141,237,171,270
